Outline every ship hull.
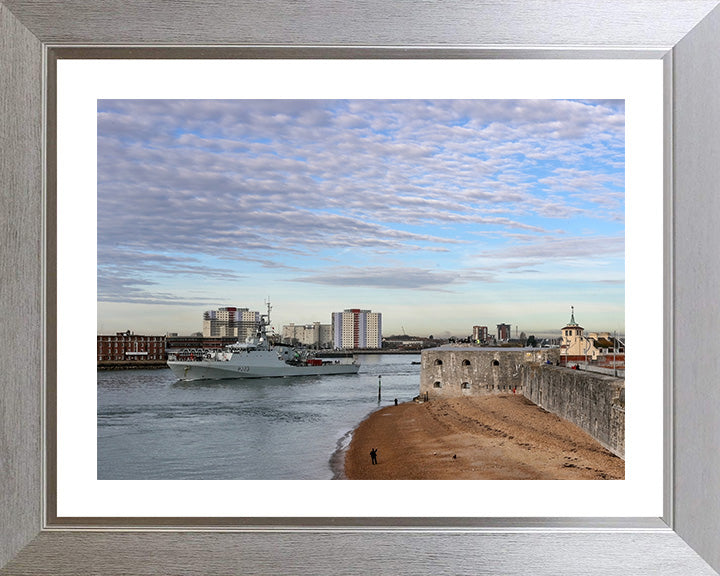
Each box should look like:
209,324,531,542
167,358,359,381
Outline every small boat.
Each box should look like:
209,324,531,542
167,302,359,381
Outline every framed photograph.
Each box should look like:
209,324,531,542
2,1,720,574
58,59,656,518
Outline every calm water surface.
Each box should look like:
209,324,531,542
97,354,420,479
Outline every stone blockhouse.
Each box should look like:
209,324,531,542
420,346,559,399
418,344,624,458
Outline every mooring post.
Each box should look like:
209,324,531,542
378,375,382,403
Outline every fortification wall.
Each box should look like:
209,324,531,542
522,364,625,458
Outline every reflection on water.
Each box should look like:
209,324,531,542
97,354,420,480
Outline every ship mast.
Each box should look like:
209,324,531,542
255,299,272,343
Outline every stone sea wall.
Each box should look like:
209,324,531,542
522,364,625,458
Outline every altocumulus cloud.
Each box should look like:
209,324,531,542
97,99,624,302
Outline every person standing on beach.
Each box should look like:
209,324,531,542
370,448,378,465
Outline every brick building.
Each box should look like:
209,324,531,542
496,323,512,342
97,331,166,362
472,325,489,343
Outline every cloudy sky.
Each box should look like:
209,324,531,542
97,99,625,338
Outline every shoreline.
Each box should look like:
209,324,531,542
329,429,354,480
98,361,168,370
343,395,624,480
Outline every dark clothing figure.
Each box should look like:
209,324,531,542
370,448,378,465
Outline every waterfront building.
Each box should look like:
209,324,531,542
496,323,511,342
202,306,259,340
97,331,166,362
331,308,382,349
473,325,489,343
281,322,333,348
383,335,429,350
560,307,625,368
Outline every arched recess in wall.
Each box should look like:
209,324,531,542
462,359,471,366
434,359,443,366
492,359,500,366
433,381,442,388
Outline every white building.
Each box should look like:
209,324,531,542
281,322,333,348
331,308,382,349
560,307,624,365
202,306,259,340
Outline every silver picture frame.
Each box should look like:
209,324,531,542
2,1,720,574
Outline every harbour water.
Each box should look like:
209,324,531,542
97,353,421,480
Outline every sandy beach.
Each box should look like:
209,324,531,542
343,394,624,480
